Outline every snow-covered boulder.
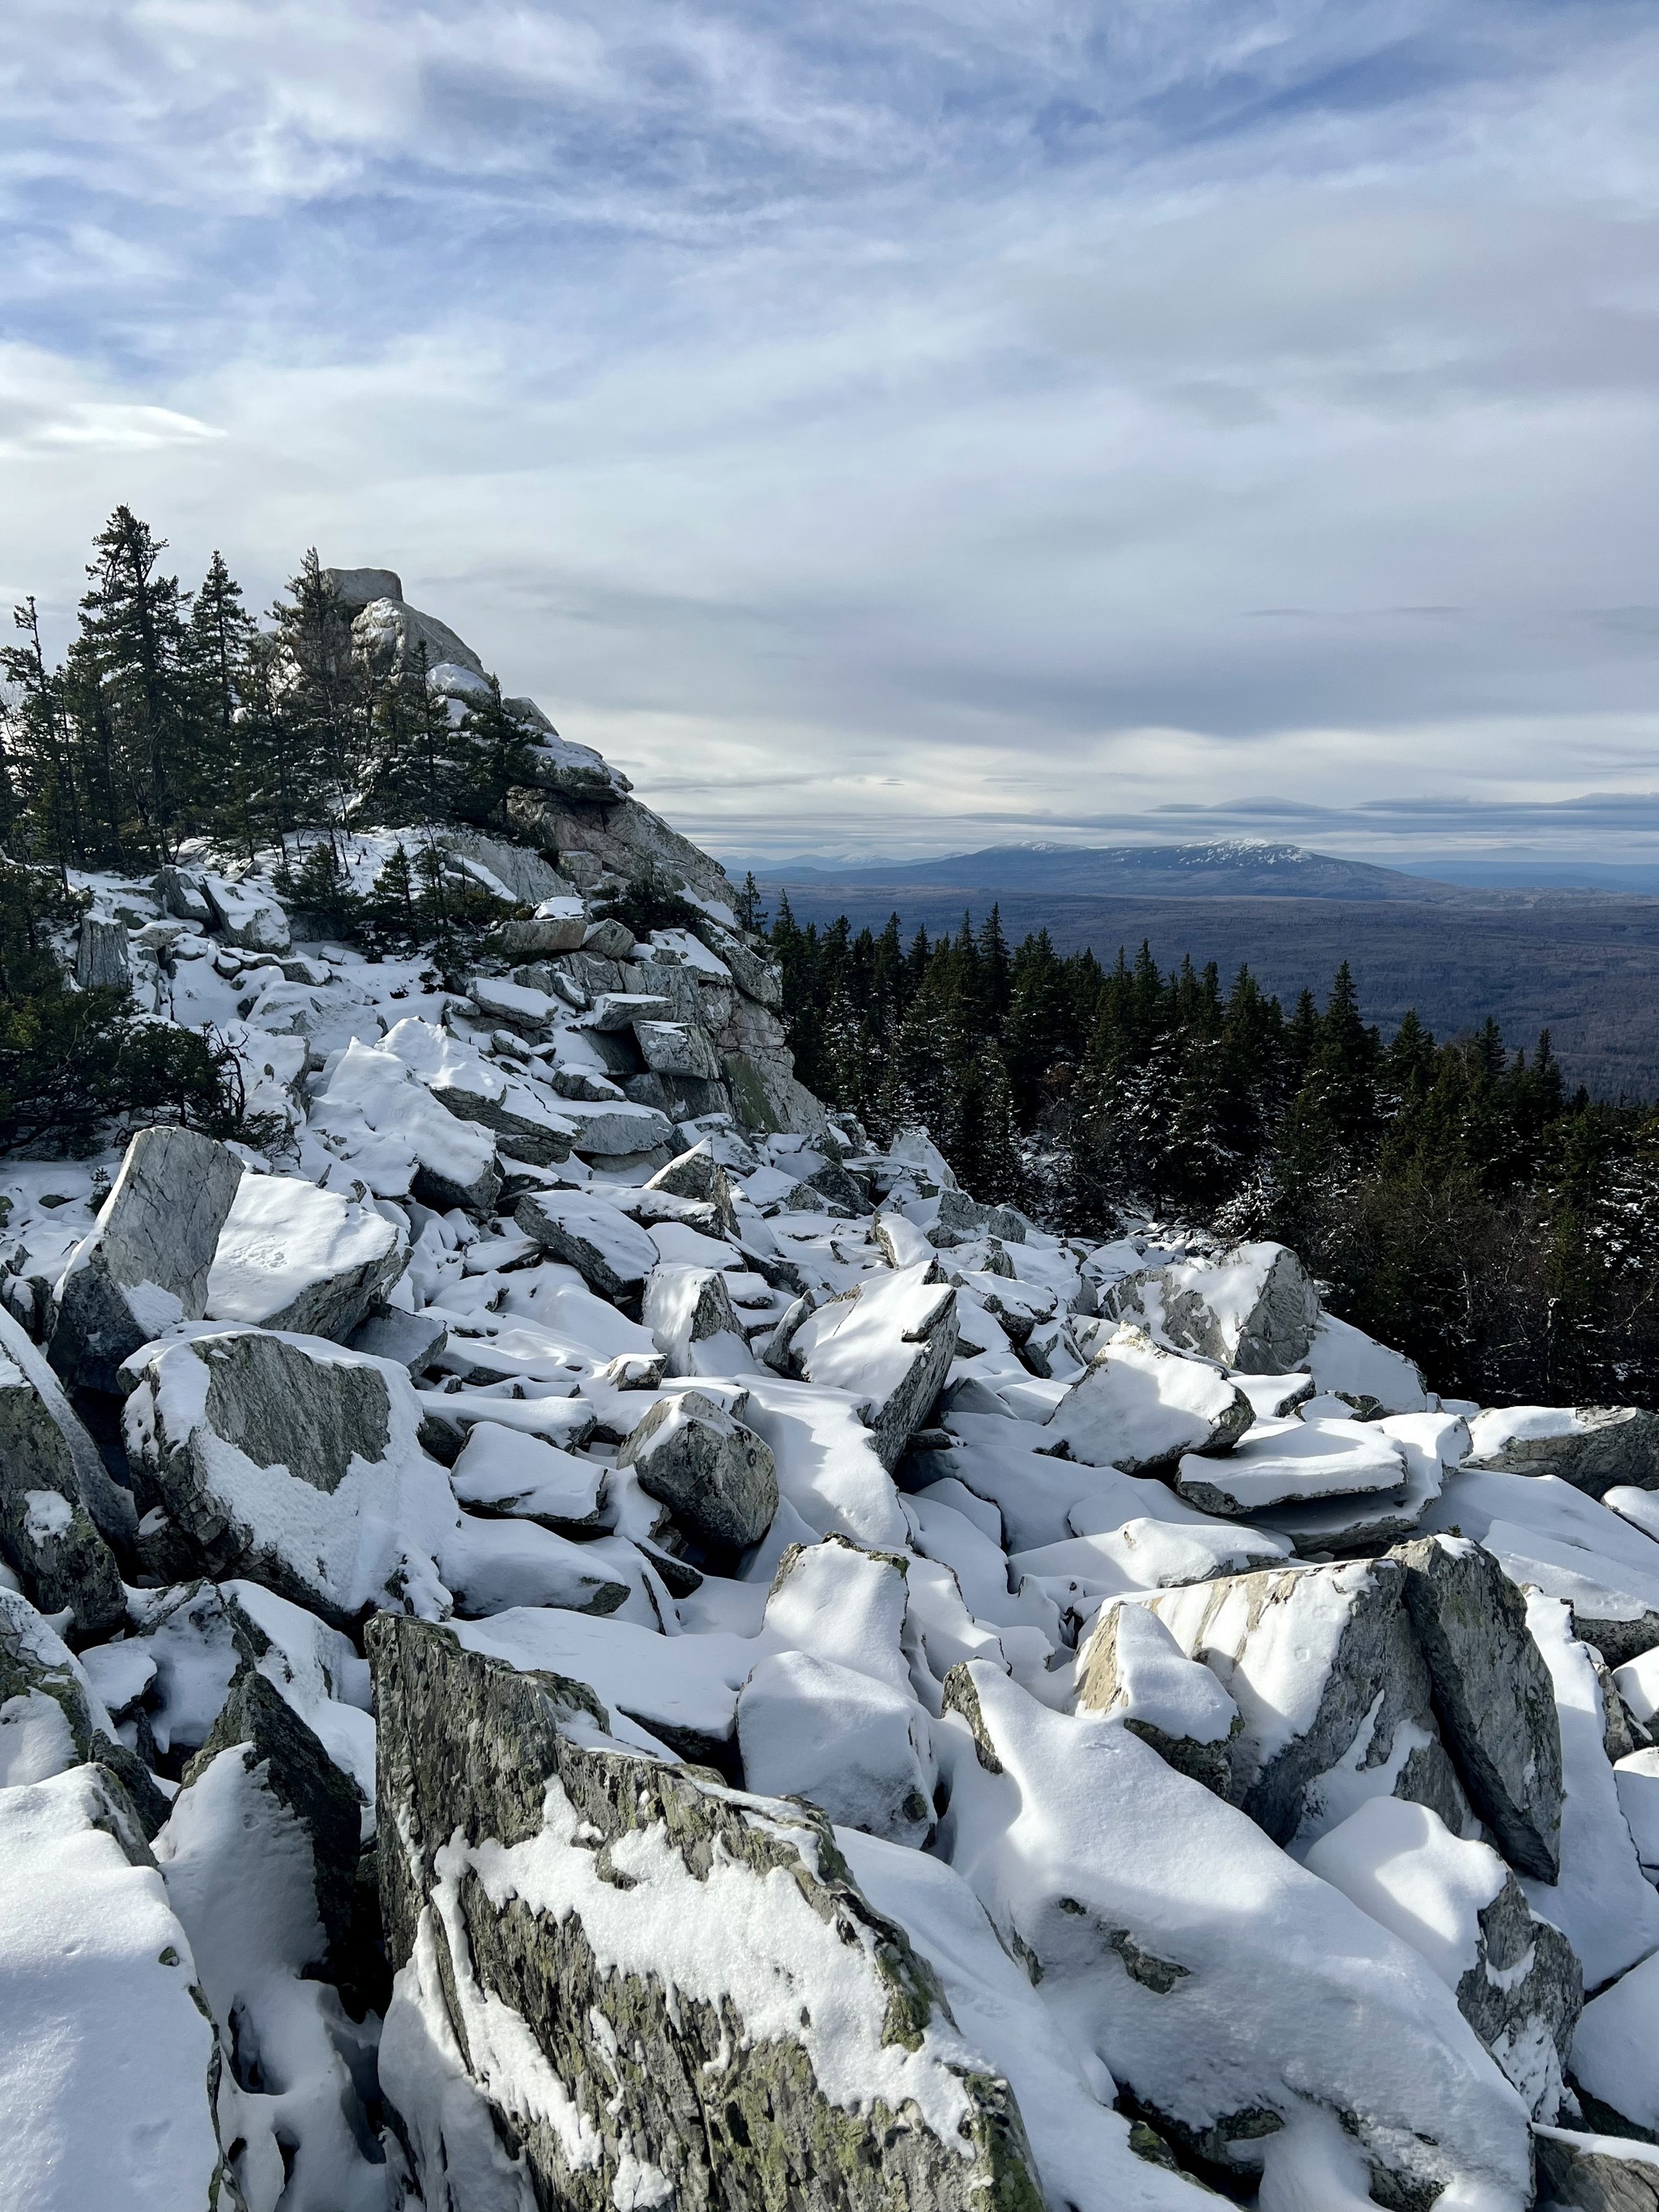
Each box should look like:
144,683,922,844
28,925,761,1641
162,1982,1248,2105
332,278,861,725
309,1038,501,1214
1534,2129,1659,2211
515,1189,659,1302
635,1016,723,1081
642,1261,754,1376
0,1764,233,2211
1112,1242,1321,1374
1304,1312,1430,1414
1074,1598,1240,1794
1144,1557,1471,1847
159,1680,386,2210
616,1388,778,1549
49,1125,245,1392
936,1662,1533,2209
370,1616,1044,2212
448,1421,608,1533
789,1261,959,1470
1303,1795,1580,2118
1253,1406,1462,1552
1572,1950,1659,2139
382,1015,574,1163
737,1650,936,1845
202,869,290,953
1392,1534,1564,1880
1043,1326,1252,1473
1466,1404,1659,1498
206,1172,407,1340
0,1587,166,1828
1173,1412,1407,1517
122,1328,458,1627
0,1315,127,1642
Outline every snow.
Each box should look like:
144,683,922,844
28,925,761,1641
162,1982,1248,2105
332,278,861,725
1303,1796,1506,1989
1077,1597,1241,1744
790,1261,953,1407
762,1538,913,1695
1615,1646,1659,1726
0,1767,224,2212
309,1038,497,1200
738,1652,935,1843
1044,1324,1247,1471
449,1422,606,1528
1519,1594,1659,1988
207,1172,403,1325
1176,1414,1405,1513
1572,1947,1659,2133
1614,1748,1659,1877
1305,1313,1429,1413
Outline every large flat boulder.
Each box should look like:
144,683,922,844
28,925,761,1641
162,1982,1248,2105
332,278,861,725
0,1305,130,1643
1467,1405,1659,1498
49,1126,245,1392
369,1615,1044,2212
1173,1413,1407,1518
515,1190,659,1302
206,1172,407,1340
1043,1325,1253,1473
382,1015,574,1164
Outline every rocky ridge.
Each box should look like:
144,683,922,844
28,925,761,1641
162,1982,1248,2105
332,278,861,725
2,573,1658,2209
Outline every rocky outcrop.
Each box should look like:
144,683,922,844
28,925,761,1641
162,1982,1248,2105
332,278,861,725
370,1615,1044,2212
49,1125,245,1392
789,1262,959,1471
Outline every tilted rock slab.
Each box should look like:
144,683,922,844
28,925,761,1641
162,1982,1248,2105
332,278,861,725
205,1171,407,1340
1392,1534,1564,1881
1144,1556,1473,1848
1112,1241,1320,1375
791,1260,959,1472
1043,1324,1253,1473
0,1302,132,1643
936,1661,1533,2210
616,1387,778,1549
369,1615,1045,2212
49,1125,245,1392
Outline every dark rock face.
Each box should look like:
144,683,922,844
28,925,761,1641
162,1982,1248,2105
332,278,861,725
369,1616,1044,2212
49,1125,245,1393
1392,1534,1565,1882
1453,1870,1581,2116
197,1332,393,1496
0,1346,126,1643
617,1390,778,1550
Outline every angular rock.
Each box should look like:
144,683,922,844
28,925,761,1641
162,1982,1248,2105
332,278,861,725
205,1172,407,1340
0,1587,168,1831
0,1763,233,2212
347,1305,447,1373
201,870,289,953
0,1305,132,1641
49,1125,245,1393
1303,1795,1580,2118
1174,1412,1407,1518
1572,1950,1659,2139
582,914,636,957
1468,1405,1659,1498
590,989,675,1030
1254,1408,1463,1554
75,915,131,991
465,974,557,1034
791,1260,960,1472
1114,1241,1321,1374
634,1016,723,1080
1534,2129,1659,2212
500,901,587,957
1145,1556,1472,1847
553,1095,678,1158
737,1648,936,1844
449,1421,608,1533
382,1014,573,1164
1392,1533,1564,1881
1045,1325,1253,1473
515,1189,659,1302
123,1328,458,1626
153,864,215,923
936,1661,1533,2211
642,1262,753,1377
369,1615,1043,2212
307,1038,505,1214
1075,1597,1240,1795
181,1664,361,1974
616,1387,778,1549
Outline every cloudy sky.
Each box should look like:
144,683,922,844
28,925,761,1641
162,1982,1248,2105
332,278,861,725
2,1,1657,869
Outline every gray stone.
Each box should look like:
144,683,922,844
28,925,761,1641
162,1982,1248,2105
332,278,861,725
590,990,674,1031
0,1588,170,1835
1456,1870,1581,2117
1392,1534,1565,1882
1115,1242,1321,1375
1469,1408,1659,1499
75,917,131,992
49,1126,245,1393
348,1306,448,1374
791,1264,961,1473
1146,1558,1473,1847
582,915,637,958
432,827,565,907
183,1664,362,1977
1045,1326,1254,1474
152,866,215,924
501,913,587,956
322,564,404,608
507,782,737,916
0,1347,126,1641
369,1616,1043,2212
351,592,485,680
642,1264,748,1376
1075,1600,1240,1796
514,1191,659,1302
1536,2129,1659,2211
646,1143,741,1235
617,1388,778,1549
693,918,783,1008
635,1017,723,1081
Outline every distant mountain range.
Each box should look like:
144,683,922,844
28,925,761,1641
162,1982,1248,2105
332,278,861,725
745,840,1531,904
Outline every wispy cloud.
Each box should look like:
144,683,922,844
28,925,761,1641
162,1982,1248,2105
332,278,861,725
2,2,1657,863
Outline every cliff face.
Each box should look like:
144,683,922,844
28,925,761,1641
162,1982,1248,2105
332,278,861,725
2,566,1657,2212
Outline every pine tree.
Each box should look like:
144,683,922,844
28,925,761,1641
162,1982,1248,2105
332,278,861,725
185,552,258,857
78,506,197,862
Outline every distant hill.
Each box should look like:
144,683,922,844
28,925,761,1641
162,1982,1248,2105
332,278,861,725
747,839,1491,903
741,841,1659,1100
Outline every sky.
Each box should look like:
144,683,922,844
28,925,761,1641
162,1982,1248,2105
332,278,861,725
2,1,1657,871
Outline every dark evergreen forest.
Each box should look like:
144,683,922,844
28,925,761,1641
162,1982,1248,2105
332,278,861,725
760,889,1659,1409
